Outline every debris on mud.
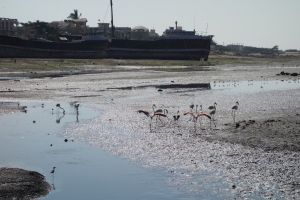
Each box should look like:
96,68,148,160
0,102,27,114
276,71,299,77
107,83,211,90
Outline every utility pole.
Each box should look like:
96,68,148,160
110,0,115,38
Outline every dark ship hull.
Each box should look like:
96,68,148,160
109,37,212,60
0,35,108,59
0,35,212,60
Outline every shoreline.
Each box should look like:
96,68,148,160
0,58,299,199
0,54,299,79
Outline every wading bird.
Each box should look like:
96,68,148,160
231,101,239,123
152,104,168,115
50,166,56,174
184,111,198,122
189,104,195,112
137,107,168,129
173,110,180,121
56,104,65,114
197,112,215,128
209,107,216,121
208,102,217,110
152,104,168,122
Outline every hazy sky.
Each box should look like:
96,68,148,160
1,0,299,50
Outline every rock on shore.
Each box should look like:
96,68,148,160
0,168,51,200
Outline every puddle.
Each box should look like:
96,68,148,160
0,77,28,81
211,79,300,93
0,101,223,200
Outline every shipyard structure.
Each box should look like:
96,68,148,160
0,5,213,60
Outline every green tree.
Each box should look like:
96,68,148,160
21,21,59,41
68,9,80,20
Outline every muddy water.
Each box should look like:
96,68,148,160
64,79,300,199
0,102,209,200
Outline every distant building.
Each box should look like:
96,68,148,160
87,22,110,37
115,27,131,39
50,18,88,35
131,26,149,40
149,29,159,39
0,18,18,36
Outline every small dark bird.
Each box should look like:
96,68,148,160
64,139,68,142
50,167,56,174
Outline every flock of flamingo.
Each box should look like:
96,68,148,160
137,101,239,130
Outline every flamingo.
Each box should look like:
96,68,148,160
209,107,216,121
152,104,168,115
137,108,168,129
231,101,239,123
183,111,198,122
196,112,215,128
152,104,168,122
56,104,65,114
208,102,217,110
197,105,203,127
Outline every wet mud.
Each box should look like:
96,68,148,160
220,117,300,152
0,168,50,200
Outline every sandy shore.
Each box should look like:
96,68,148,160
0,56,299,199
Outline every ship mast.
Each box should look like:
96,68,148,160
110,0,115,38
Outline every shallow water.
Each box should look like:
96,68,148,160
0,102,230,199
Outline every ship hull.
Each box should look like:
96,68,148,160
0,35,212,60
108,37,212,60
108,48,210,60
0,35,108,59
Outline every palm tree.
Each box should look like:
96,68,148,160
68,9,80,20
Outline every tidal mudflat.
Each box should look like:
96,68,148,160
0,59,299,199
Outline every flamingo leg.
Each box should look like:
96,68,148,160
233,111,236,123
